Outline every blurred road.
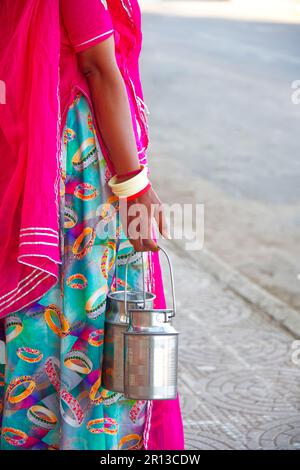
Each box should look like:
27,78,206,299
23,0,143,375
140,2,300,310
166,240,300,450
140,0,300,450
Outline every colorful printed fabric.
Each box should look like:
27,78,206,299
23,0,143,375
0,91,149,450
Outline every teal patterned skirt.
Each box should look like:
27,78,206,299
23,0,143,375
0,91,148,450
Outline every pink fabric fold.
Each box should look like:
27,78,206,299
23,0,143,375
0,0,149,319
144,248,185,450
0,0,61,318
0,0,184,449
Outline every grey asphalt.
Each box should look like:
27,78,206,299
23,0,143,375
167,241,300,450
140,10,300,449
141,12,300,310
141,14,300,203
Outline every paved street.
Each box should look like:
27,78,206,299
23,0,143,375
140,1,300,450
165,241,300,450
141,1,300,310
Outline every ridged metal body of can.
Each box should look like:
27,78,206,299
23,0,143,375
124,246,179,400
124,310,178,400
102,261,156,393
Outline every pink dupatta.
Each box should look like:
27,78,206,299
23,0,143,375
0,0,61,319
0,0,184,450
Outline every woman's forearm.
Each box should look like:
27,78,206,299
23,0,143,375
84,63,140,175
76,38,166,251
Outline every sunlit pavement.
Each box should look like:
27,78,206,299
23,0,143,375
163,240,300,450
140,0,300,450
140,1,300,312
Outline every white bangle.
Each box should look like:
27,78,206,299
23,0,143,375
108,165,149,198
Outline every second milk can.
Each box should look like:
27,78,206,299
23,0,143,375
102,251,155,393
124,246,179,400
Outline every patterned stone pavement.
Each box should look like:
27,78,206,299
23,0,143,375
163,243,300,450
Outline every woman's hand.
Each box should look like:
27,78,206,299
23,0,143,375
118,186,169,252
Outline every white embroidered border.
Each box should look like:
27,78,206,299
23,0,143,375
54,58,62,234
20,227,58,234
19,241,58,247
0,251,60,314
1,274,52,312
18,254,63,268
0,269,39,301
20,233,59,239
120,0,133,21
75,29,114,48
0,270,48,308
20,227,58,232
143,399,153,450
3,285,53,317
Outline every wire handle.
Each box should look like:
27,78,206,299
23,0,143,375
158,245,176,319
124,246,176,321
124,250,146,318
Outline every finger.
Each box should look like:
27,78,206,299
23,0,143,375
129,233,158,252
128,216,144,252
141,236,159,252
128,237,144,252
141,208,159,252
128,221,143,252
126,202,159,252
154,204,171,239
127,210,141,242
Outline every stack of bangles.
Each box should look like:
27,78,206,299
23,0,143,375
108,164,151,201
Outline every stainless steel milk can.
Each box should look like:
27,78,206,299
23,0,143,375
124,246,179,400
102,251,156,393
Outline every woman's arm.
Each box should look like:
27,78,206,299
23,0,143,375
77,35,140,175
77,35,168,251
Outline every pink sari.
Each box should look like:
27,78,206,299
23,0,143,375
0,0,184,450
0,0,61,318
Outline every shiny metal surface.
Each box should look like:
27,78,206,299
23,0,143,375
102,255,155,393
124,329,179,400
102,322,128,393
103,247,179,399
128,308,175,331
106,290,156,324
124,246,179,400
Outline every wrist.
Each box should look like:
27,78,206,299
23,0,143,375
115,166,142,183
126,182,152,201
108,164,150,198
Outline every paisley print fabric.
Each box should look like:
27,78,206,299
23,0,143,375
0,91,148,450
